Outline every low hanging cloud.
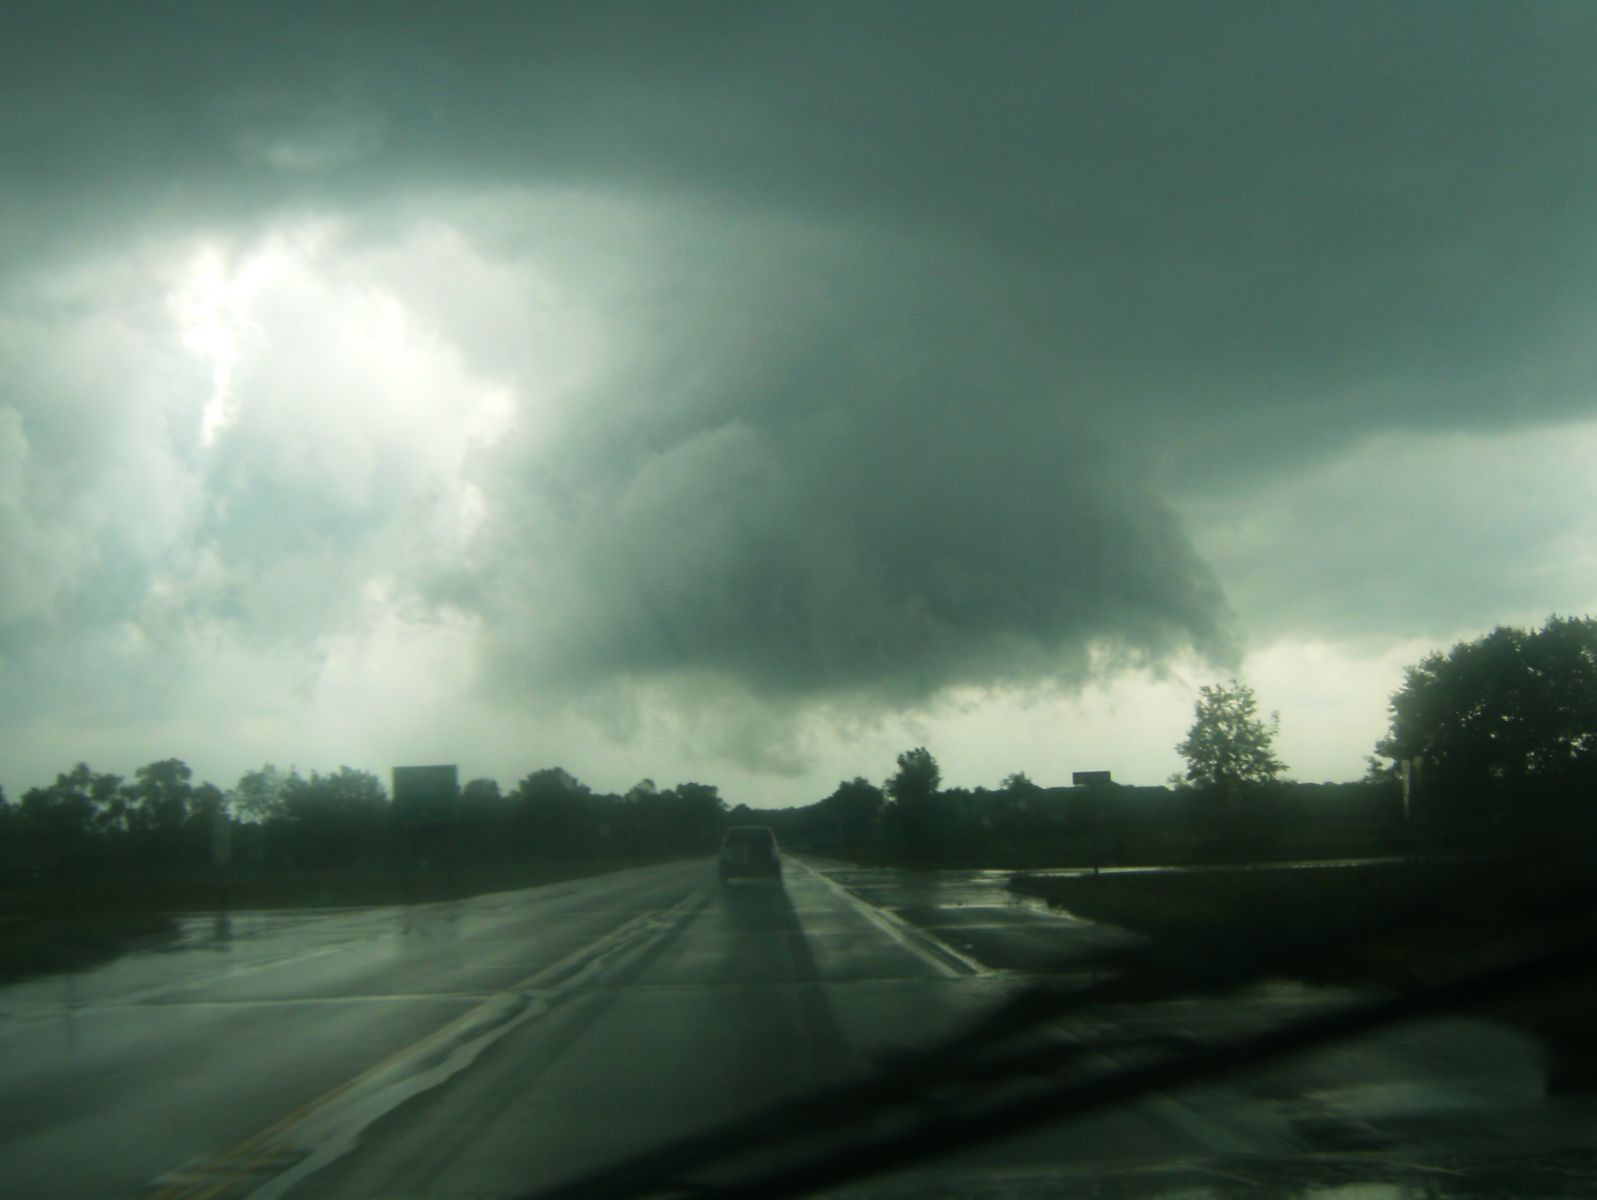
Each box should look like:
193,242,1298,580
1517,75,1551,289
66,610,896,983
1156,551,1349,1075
488,407,1234,701
449,207,1237,713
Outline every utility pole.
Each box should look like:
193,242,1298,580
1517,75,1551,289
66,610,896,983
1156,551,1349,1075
1072,771,1112,876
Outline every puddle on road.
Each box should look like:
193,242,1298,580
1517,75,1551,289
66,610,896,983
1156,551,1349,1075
815,865,1119,933
807,862,1143,976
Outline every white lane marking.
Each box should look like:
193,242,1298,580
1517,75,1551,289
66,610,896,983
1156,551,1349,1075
794,859,988,979
798,864,1281,1155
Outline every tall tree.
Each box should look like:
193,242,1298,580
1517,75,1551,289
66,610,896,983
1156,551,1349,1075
121,759,201,867
820,777,885,845
999,772,1038,796
231,765,290,823
1176,681,1286,791
512,767,593,857
281,767,389,867
130,758,194,822
456,777,509,861
885,747,943,861
1376,616,1597,835
885,747,941,807
657,782,726,851
19,764,101,878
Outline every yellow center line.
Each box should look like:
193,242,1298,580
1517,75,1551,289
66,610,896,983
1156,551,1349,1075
143,886,709,1200
143,989,521,1200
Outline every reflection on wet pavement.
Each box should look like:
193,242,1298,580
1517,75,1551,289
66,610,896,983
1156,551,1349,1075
811,862,1142,974
804,859,1597,1197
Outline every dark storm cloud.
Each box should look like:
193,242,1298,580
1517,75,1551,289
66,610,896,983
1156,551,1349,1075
4,1,1597,723
9,2,1596,442
455,208,1237,701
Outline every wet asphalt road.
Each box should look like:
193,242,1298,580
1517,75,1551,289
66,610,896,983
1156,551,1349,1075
0,858,1588,1199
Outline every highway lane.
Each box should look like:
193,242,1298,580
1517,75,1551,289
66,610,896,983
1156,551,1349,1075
270,859,1016,1199
1,857,1589,1199
0,861,715,1199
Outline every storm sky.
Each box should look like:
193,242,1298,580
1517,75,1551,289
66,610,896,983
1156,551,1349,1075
3,1,1595,803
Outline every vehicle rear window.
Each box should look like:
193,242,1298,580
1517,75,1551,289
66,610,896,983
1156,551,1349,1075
723,827,775,847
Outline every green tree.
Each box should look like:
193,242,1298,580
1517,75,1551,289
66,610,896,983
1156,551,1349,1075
886,747,941,806
1000,771,1037,796
885,747,943,861
127,758,196,833
281,767,389,867
1176,681,1286,791
20,764,101,878
456,777,508,861
1376,616,1597,839
0,785,19,882
458,777,506,831
119,759,202,867
231,765,290,823
89,770,127,836
461,777,504,808
818,777,885,847
511,767,594,857
988,771,1046,850
657,782,726,851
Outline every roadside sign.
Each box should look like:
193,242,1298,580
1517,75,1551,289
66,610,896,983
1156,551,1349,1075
1071,770,1112,786
393,765,459,824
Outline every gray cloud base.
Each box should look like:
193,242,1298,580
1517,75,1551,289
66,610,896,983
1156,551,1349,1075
2,3,1595,780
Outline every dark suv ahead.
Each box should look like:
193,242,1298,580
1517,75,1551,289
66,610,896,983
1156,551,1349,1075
718,825,782,884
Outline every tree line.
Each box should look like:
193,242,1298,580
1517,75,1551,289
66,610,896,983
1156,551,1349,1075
781,614,1597,865
0,762,730,888
3,613,1591,887
774,752,1402,867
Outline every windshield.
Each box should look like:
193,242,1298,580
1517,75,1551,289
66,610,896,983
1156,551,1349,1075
2,4,1596,1199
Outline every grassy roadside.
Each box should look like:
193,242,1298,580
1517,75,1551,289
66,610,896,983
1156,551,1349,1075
0,910,180,983
1008,863,1444,967
1006,859,1596,984
0,854,695,985
1009,860,1597,1090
